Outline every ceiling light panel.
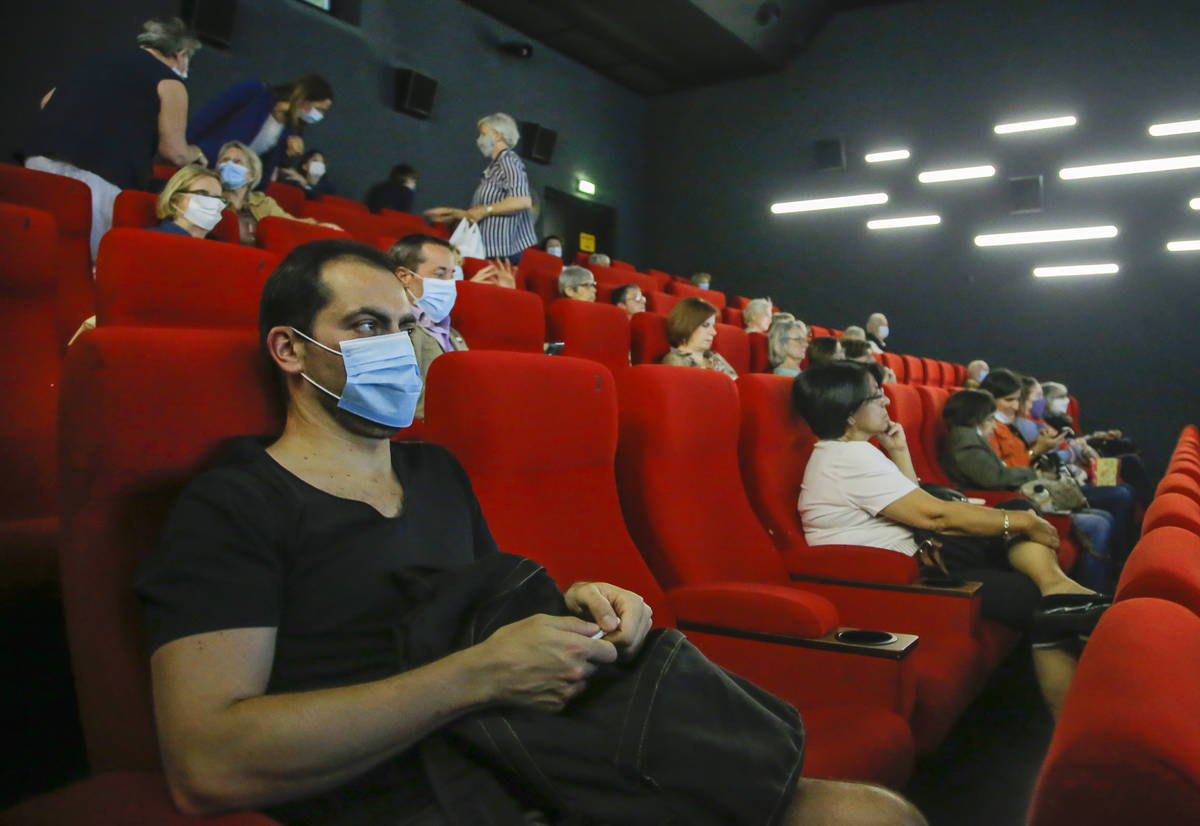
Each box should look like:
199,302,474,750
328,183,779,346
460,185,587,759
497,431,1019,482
1033,263,1119,277
867,214,941,229
918,165,996,183
1167,239,1200,252
865,149,910,163
974,225,1118,246
1060,155,1200,180
770,192,888,214
1149,120,1200,137
994,115,1077,134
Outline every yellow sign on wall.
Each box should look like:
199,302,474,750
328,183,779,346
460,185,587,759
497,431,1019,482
579,232,595,253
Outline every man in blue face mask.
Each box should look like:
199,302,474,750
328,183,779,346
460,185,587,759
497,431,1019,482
387,233,470,420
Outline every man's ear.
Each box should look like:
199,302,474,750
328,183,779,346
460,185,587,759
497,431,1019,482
266,326,305,377
394,267,423,298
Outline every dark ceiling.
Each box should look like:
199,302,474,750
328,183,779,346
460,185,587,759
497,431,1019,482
461,0,913,95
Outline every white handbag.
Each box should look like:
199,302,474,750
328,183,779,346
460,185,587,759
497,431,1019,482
448,219,485,259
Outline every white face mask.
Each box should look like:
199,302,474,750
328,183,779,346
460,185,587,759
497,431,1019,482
1049,397,1070,414
547,246,562,258
307,160,326,179
878,325,889,339
477,134,496,157
172,65,188,80
994,410,1014,425
300,107,325,125
182,193,224,231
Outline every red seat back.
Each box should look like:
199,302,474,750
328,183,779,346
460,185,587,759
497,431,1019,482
630,312,671,364
915,385,955,487
316,193,368,212
901,355,925,385
423,351,672,619
1115,527,1200,617
0,163,95,347
645,290,680,315
668,280,726,309
1067,395,1083,432
518,246,564,284
883,384,938,481
809,325,830,338
1157,472,1200,504
546,299,630,374
645,269,673,290
95,229,279,328
722,307,744,327
938,361,957,388
615,365,793,589
736,373,814,551
881,352,907,383
111,190,240,244
953,363,967,386
298,201,387,242
610,259,635,270
920,358,940,386
59,328,284,771
588,262,656,294
265,181,306,216
748,331,770,373
256,215,349,257
376,209,447,240
523,269,562,308
1142,493,1200,537
713,322,749,375
451,280,545,353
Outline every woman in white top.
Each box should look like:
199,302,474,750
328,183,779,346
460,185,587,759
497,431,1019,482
793,361,1105,716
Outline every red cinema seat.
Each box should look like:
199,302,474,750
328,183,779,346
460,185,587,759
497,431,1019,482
265,181,306,216
450,280,545,353
0,205,64,598
298,201,386,243
713,322,750,375
722,307,744,327
256,215,348,257
901,355,925,385
630,312,671,364
588,262,656,294
523,269,561,308
316,193,368,212
616,366,987,755
730,296,752,310
808,325,830,338
1157,472,1200,504
151,164,180,185
645,269,673,291
1142,493,1200,537
668,280,726,309
111,190,240,244
937,361,956,388
46,327,285,821
748,331,769,373
376,209,446,240
0,163,95,348
461,257,489,280
1115,527,1200,617
952,363,967,386
1028,598,1200,826
517,246,564,284
881,352,907,384
546,299,630,374
423,351,915,787
95,229,278,329
610,259,635,270
645,290,680,315
1066,396,1082,432
573,251,590,265
917,358,938,386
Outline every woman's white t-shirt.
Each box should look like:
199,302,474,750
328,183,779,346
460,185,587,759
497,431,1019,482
798,440,919,555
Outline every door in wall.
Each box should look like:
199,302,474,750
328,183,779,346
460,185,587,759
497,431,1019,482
540,186,617,262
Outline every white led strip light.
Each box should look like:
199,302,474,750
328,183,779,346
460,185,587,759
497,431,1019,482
1033,263,1118,277
867,215,941,229
974,225,1117,246
994,116,1077,134
770,193,888,214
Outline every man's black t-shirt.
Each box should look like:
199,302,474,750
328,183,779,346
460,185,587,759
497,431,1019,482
135,436,501,825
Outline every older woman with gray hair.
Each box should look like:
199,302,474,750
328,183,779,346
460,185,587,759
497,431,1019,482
426,113,538,264
216,140,339,245
558,265,598,301
742,298,774,333
768,317,809,377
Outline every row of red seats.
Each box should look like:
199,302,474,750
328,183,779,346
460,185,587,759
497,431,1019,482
1028,426,1200,826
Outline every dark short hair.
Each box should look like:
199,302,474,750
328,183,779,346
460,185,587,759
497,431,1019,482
840,338,872,360
980,368,1022,399
541,235,563,250
390,163,416,182
258,238,395,352
387,233,452,271
299,148,324,168
808,336,842,369
943,389,997,429
611,283,640,305
792,361,877,439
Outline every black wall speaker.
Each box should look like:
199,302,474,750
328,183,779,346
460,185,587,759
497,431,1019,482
1009,175,1043,213
813,137,845,171
181,0,237,49
519,122,557,164
394,69,437,119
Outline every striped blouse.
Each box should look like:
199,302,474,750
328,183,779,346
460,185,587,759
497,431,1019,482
470,148,538,257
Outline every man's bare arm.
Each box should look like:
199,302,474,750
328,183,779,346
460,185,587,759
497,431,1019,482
152,614,617,815
156,79,206,166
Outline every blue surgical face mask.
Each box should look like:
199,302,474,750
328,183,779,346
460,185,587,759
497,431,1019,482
414,277,457,323
547,246,562,258
453,266,464,281
1030,398,1047,419
300,107,324,125
697,283,710,290
977,369,988,382
976,427,985,438
292,328,423,428
218,160,248,189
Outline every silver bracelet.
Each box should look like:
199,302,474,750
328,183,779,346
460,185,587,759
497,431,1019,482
1002,512,1011,539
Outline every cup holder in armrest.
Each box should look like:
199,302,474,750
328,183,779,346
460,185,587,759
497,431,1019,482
835,629,899,646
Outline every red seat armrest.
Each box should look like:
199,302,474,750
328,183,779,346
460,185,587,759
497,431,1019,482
781,544,919,584
667,582,839,638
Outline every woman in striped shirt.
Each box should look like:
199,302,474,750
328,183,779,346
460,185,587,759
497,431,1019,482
426,113,537,264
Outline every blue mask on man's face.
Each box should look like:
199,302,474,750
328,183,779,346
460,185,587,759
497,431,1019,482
415,277,457,323
293,328,423,428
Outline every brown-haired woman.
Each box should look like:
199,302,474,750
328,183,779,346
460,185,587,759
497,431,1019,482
661,297,738,378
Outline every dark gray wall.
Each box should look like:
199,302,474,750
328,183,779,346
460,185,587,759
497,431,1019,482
644,0,1200,475
1,0,645,260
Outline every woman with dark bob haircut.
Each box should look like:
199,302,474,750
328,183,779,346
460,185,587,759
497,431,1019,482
792,362,1107,716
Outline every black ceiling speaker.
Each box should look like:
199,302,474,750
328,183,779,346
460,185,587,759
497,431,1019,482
519,122,557,165
394,69,437,119
181,0,237,49
813,138,845,171
1009,175,1043,213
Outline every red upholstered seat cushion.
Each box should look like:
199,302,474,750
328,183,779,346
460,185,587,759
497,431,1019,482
1116,527,1200,616
546,299,630,374
1142,492,1200,537
1157,472,1200,504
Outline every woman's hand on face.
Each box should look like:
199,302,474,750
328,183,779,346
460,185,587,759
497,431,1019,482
877,420,908,453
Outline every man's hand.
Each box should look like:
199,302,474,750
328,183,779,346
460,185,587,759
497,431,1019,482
477,614,617,712
564,581,653,660
877,421,908,454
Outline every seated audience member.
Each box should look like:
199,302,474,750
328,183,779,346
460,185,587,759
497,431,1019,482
153,164,225,238
587,252,611,267
135,239,925,826
366,163,417,213
964,359,989,389
610,283,646,318
217,140,340,245
279,148,335,199
743,298,774,333
27,16,207,258
558,265,597,301
661,297,738,378
388,234,467,419
690,272,712,289
939,386,1117,575
795,363,1106,716
189,73,333,189
840,325,867,341
807,336,844,370
865,313,889,353
540,235,564,257
768,317,808,377
841,338,897,383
